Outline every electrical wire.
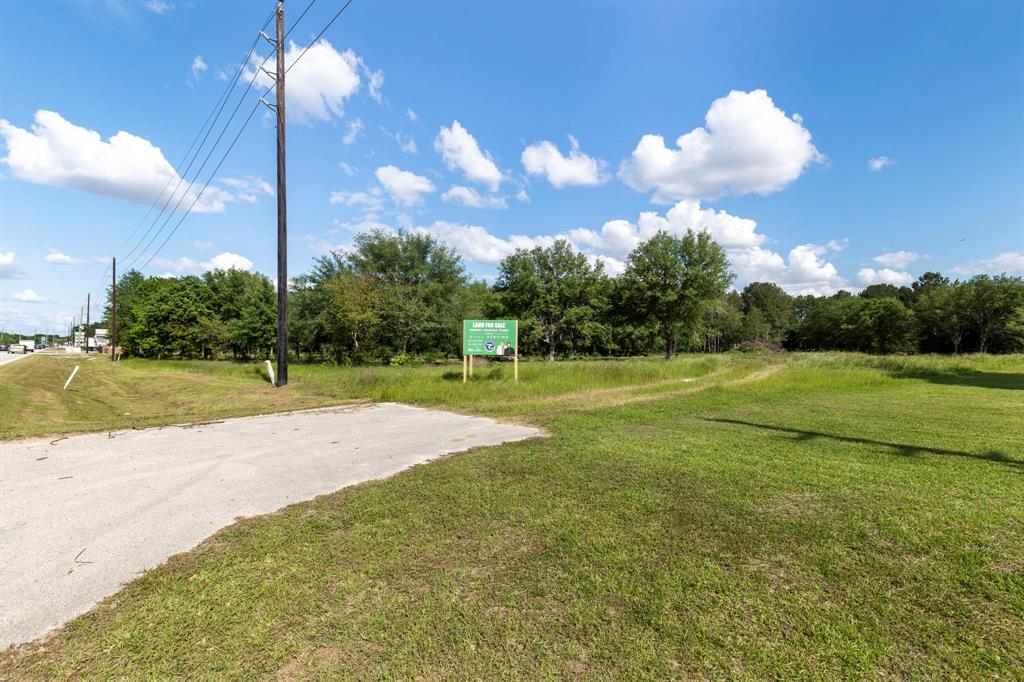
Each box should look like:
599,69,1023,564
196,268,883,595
115,5,276,263
133,0,358,272
121,8,277,267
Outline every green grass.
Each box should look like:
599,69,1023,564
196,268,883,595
0,352,733,438
2,352,1022,679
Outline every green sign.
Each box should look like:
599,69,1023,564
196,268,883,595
463,319,518,356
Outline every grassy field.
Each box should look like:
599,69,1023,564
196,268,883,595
0,352,739,439
1,352,1022,678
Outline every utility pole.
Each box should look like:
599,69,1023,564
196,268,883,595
86,293,90,352
274,0,288,387
111,257,117,361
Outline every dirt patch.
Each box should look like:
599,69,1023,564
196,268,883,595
269,646,351,680
547,363,786,412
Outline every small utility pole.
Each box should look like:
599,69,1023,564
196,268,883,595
111,257,117,361
85,292,90,352
274,0,288,387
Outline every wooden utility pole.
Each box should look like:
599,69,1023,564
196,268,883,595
111,257,117,361
85,294,90,351
274,0,288,387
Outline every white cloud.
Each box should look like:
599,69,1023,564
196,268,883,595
0,306,74,335
566,200,845,295
218,175,273,203
415,221,554,266
0,252,25,279
374,165,435,206
434,121,502,191
591,255,626,277
407,108,418,122
315,194,846,295
150,251,253,274
514,188,530,203
384,128,417,154
245,40,368,125
951,251,1024,276
566,199,764,258
729,243,847,296
150,256,201,273
620,89,823,202
521,136,606,187
873,250,920,269
868,156,894,172
143,0,171,12
338,161,358,176
329,187,385,211
441,185,508,209
44,249,84,265
856,267,914,287
187,55,207,86
207,252,253,271
0,110,230,212
365,68,384,104
342,118,364,145
6,288,49,303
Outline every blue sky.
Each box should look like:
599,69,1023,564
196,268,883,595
1,0,1022,335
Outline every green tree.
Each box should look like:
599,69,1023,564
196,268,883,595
740,281,793,343
854,298,917,354
914,281,967,353
288,253,350,361
961,275,1024,353
496,239,607,360
130,276,219,358
622,230,732,359
318,230,469,361
698,295,744,352
204,269,276,359
741,306,772,343
106,269,147,355
325,271,382,355
789,294,865,351
911,272,950,298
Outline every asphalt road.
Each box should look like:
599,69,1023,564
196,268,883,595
0,351,32,367
0,403,540,648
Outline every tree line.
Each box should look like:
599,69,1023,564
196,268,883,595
102,229,1024,362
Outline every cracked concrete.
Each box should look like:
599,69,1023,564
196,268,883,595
0,403,539,647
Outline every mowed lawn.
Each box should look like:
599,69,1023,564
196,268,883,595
1,353,1022,678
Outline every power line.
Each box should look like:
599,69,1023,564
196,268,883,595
115,6,277,263
125,1,330,273
79,5,278,320
285,0,318,41
139,96,265,272
287,0,354,75
134,0,357,273
121,9,278,267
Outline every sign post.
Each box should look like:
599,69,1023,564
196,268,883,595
514,319,519,383
462,319,519,384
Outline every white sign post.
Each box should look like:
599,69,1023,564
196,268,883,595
63,365,80,391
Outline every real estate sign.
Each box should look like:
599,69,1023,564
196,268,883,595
463,319,517,356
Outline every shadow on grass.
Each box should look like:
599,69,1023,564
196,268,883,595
704,418,1022,469
884,365,1023,391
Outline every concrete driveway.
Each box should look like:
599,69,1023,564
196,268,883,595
0,403,540,648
